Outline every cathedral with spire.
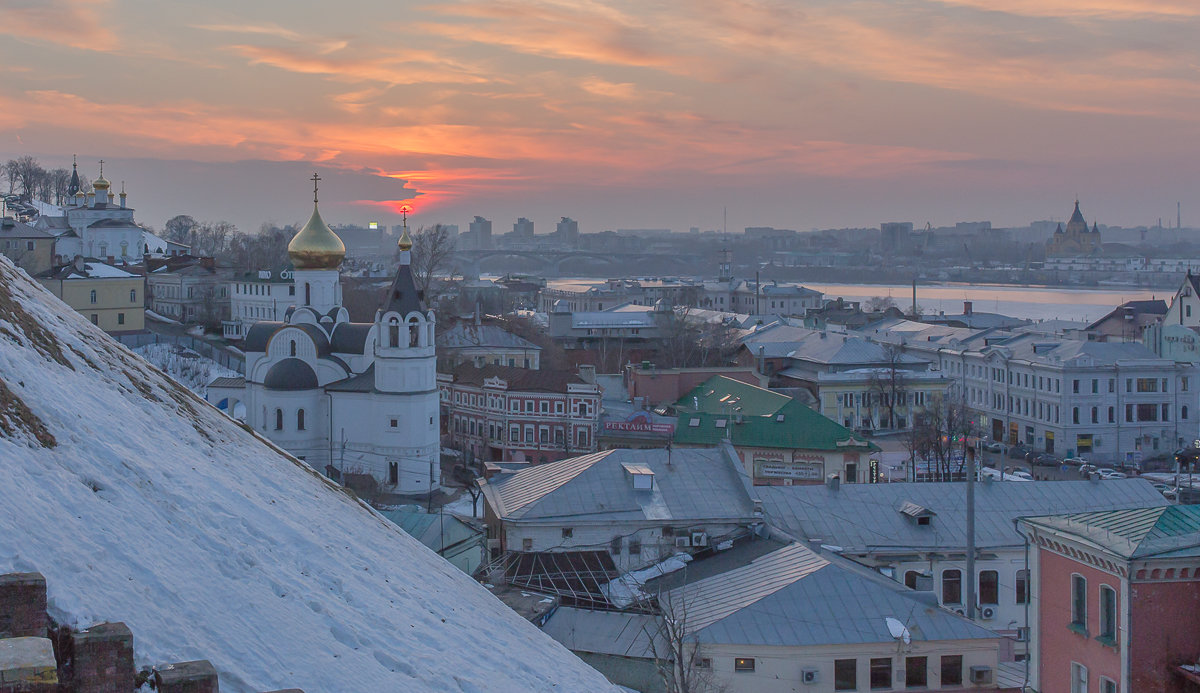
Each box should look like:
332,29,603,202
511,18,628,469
207,176,440,494
1045,200,1103,257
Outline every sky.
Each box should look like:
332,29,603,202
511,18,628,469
1,0,1197,235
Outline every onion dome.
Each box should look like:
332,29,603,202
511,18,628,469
288,203,346,270
398,226,413,252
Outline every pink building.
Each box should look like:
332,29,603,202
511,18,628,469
1020,505,1200,693
438,364,602,464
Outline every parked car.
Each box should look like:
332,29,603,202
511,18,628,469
1100,471,1128,480
1117,460,1142,473
1030,453,1060,467
1010,470,1035,481
1079,464,1098,477
1151,483,1172,494
982,441,1004,453
1008,445,1028,459
1095,467,1118,477
1062,457,1087,466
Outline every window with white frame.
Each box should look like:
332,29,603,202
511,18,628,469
1071,663,1087,693
1099,585,1117,643
1071,574,1087,629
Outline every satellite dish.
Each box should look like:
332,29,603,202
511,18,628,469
885,617,912,645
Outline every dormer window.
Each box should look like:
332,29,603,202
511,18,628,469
898,501,936,526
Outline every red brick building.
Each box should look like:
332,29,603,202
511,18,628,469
623,363,766,408
439,364,602,464
1020,505,1200,693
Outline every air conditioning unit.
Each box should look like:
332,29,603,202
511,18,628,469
801,668,819,685
981,607,996,620
970,666,993,684
675,536,692,548
690,531,709,548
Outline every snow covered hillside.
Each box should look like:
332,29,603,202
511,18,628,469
0,255,616,693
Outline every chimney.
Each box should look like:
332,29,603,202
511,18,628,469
826,474,840,491
578,364,596,384
964,301,973,315
757,345,765,374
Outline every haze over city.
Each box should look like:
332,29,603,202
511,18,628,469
2,0,1199,233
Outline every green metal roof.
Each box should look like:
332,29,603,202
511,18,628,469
675,375,790,416
674,399,878,452
1024,505,1200,559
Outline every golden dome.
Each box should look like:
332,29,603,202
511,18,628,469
398,226,412,251
288,204,346,270
93,176,110,190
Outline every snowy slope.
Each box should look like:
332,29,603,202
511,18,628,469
0,256,616,693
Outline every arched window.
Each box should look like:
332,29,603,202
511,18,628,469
409,318,421,347
290,339,297,357
275,408,284,431
1183,405,1190,421
388,317,400,348
297,409,306,431
89,289,97,304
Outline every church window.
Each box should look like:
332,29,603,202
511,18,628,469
297,409,305,430
389,462,398,486
290,340,297,357
388,317,400,348
275,409,283,431
409,318,421,347
89,289,97,304
305,282,311,305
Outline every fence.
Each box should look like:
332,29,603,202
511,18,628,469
117,332,245,374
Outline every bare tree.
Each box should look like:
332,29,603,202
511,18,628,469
867,343,910,431
660,309,740,369
13,156,43,201
644,587,726,693
408,224,457,295
164,215,198,246
863,295,897,312
909,394,979,481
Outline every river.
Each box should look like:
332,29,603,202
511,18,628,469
806,282,1162,323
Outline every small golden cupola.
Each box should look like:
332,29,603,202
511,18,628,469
287,173,346,270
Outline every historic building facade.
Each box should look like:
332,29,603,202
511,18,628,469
1046,200,1102,257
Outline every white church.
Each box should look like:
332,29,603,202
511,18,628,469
33,159,181,262
207,180,440,494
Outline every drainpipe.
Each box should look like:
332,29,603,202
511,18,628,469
966,445,977,621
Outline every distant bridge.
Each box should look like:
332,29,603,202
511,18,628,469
449,249,705,276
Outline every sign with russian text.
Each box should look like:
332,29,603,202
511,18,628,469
603,410,674,435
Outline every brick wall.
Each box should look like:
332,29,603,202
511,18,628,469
155,659,218,693
0,573,47,639
69,622,134,693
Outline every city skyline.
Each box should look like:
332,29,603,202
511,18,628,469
1,0,1197,233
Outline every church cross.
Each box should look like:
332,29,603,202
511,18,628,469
311,172,321,204
98,159,104,177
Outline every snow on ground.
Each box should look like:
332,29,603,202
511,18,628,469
0,255,616,693
132,343,237,399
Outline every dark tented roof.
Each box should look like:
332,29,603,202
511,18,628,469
263,358,318,391
325,364,375,393
382,263,424,316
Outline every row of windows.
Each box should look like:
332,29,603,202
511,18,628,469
88,289,138,304
836,391,928,408
88,312,130,326
1,240,36,251
830,654,965,690
914,568,1029,606
236,283,294,297
449,390,594,417
269,408,306,432
454,417,591,448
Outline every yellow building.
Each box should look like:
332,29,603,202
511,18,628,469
0,218,55,276
38,258,145,334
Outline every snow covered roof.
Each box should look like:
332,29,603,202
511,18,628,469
0,254,616,693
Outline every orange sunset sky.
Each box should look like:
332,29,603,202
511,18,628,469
1,0,1197,234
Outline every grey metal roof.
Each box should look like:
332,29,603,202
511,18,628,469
263,358,318,391
329,322,373,354
546,542,998,654
325,364,375,393
689,549,999,647
541,607,662,658
1022,505,1200,559
208,376,245,389
243,322,284,351
481,447,757,524
437,323,540,351
761,479,1169,554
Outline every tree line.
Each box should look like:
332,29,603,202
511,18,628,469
2,156,85,206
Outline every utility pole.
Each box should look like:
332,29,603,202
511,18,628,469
965,444,977,620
